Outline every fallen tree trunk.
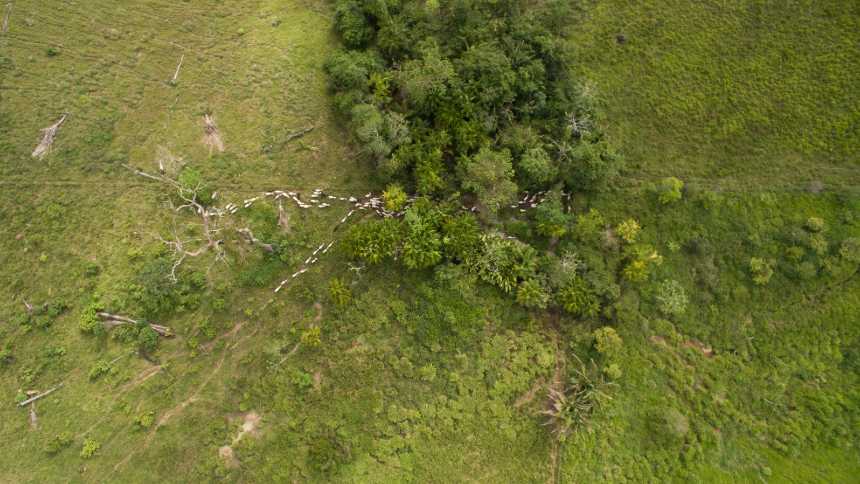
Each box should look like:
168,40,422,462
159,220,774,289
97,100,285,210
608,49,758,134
32,114,67,159
97,312,173,337
18,383,63,407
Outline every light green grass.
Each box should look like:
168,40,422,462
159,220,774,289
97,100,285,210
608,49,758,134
573,0,860,189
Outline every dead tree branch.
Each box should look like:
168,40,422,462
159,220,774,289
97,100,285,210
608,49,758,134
170,54,184,85
128,165,225,281
202,114,225,153
32,114,67,159
237,228,274,253
97,312,173,337
18,383,63,407
2,3,11,34
283,126,315,144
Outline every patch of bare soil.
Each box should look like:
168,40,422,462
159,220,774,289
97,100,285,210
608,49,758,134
682,339,714,357
218,411,263,468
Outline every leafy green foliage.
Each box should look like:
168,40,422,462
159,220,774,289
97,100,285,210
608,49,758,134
80,438,100,459
655,280,688,316
558,276,600,317
516,278,550,309
44,433,73,456
329,278,353,307
656,177,684,204
459,147,517,214
750,257,775,285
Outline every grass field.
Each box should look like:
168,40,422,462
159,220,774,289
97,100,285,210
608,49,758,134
572,0,860,190
1,0,858,482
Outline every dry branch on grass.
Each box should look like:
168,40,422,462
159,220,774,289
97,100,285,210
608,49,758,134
97,312,173,337
170,54,184,85
202,114,225,154
237,228,274,253
2,3,12,34
283,126,315,144
127,164,227,281
32,114,67,159
18,383,63,407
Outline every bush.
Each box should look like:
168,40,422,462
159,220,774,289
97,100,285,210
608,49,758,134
518,147,557,188
333,0,373,48
459,147,518,214
80,438,100,459
44,432,73,455
750,257,775,285
649,407,689,448
616,218,641,244
88,359,114,381
342,219,402,264
839,237,860,263
655,280,688,316
516,278,550,309
804,216,825,232
534,190,569,238
79,300,104,335
558,276,600,317
656,177,684,204
133,411,155,431
324,49,383,93
383,184,408,212
328,278,353,307
593,327,622,357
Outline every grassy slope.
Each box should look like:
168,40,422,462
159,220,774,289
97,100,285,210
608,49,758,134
572,0,860,190
0,0,858,483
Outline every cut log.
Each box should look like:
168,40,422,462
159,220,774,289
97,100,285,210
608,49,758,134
18,383,63,407
32,114,67,159
96,312,173,337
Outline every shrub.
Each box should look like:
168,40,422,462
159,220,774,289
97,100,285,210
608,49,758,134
649,407,689,448
804,216,825,232
342,219,402,264
301,326,321,347
558,277,600,317
616,218,641,244
133,411,155,431
657,177,684,204
79,300,104,335
839,237,860,263
136,326,159,353
518,147,557,188
88,359,114,381
328,278,353,307
749,257,775,285
655,280,688,316
383,184,407,212
323,49,382,92
516,279,550,309
44,432,73,455
459,147,518,214
333,0,373,48
534,190,569,238
593,327,622,357
80,438,100,459
573,209,605,244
